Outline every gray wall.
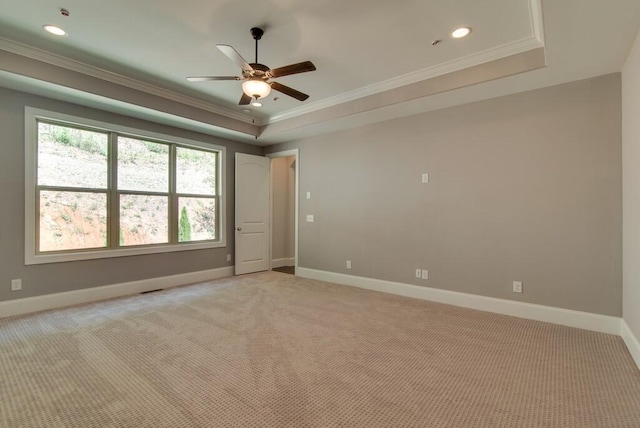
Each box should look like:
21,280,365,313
271,156,295,263
0,87,261,302
265,74,622,316
623,31,640,337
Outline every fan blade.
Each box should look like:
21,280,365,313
216,45,254,71
187,76,241,81
239,93,252,105
268,61,316,78
271,81,309,101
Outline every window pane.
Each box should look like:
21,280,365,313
176,147,216,195
39,191,107,252
37,122,108,189
119,194,168,246
178,197,216,242
117,137,168,192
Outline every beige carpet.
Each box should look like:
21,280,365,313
1,272,639,427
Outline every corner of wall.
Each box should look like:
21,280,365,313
622,28,640,370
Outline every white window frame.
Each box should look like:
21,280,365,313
25,107,226,265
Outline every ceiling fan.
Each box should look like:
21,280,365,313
187,27,316,106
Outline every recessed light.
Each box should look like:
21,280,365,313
44,25,67,36
451,27,471,39
251,102,262,107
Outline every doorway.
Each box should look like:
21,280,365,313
267,149,299,275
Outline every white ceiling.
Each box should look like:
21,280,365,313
0,0,639,145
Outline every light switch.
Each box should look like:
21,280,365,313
306,192,311,199
422,173,429,183
306,215,314,222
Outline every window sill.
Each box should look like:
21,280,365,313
25,240,226,265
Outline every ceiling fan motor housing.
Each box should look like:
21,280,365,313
244,63,270,79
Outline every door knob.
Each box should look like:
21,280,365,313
236,227,242,231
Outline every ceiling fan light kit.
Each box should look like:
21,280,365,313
242,79,271,100
187,27,316,106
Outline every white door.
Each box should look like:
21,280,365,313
235,153,270,275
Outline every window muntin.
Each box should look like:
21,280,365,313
26,108,225,264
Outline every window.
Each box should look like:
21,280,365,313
25,108,225,264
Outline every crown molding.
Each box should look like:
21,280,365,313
0,0,545,130
263,0,545,126
0,37,252,124
264,36,544,126
530,0,546,45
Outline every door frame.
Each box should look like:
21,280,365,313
265,149,299,272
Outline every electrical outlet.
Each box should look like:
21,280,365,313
513,281,523,293
421,173,429,183
346,260,352,269
226,254,232,262
11,279,22,291
415,269,422,278
421,270,429,280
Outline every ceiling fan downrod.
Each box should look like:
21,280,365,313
251,27,264,64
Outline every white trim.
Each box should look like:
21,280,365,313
268,159,274,271
24,107,227,265
0,38,252,124
265,149,300,272
296,268,621,335
0,267,234,319
621,320,640,370
264,0,546,126
529,0,546,45
271,258,295,268
264,36,544,126
25,107,37,263
2,0,545,129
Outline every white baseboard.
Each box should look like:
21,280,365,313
0,266,234,319
272,257,295,268
297,268,621,335
621,320,640,370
